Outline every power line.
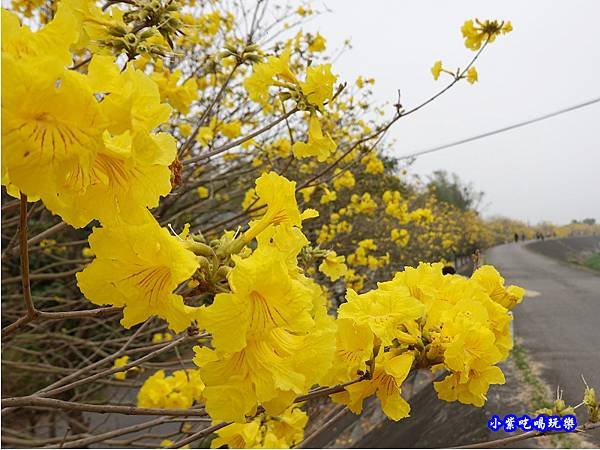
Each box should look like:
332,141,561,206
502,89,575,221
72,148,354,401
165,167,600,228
398,96,600,160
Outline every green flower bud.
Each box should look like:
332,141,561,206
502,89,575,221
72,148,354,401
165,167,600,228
124,33,138,45
107,25,127,37
215,265,232,279
140,28,157,39
244,43,260,53
244,54,262,64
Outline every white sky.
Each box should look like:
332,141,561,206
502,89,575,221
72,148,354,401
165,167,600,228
302,1,600,224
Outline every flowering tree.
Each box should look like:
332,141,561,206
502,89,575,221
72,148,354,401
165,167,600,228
3,1,598,448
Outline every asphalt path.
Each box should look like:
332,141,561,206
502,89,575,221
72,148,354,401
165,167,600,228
486,241,600,441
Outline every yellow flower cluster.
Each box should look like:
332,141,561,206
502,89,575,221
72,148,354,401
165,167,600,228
430,18,510,85
431,60,443,80
2,9,176,228
292,115,337,162
327,262,525,418
138,369,205,409
196,186,210,199
316,220,353,244
76,220,199,331
461,19,513,51
308,32,327,53
346,193,378,215
466,67,479,84
244,47,337,111
409,208,435,223
243,47,339,162
193,172,336,423
152,332,173,344
196,117,243,146
347,239,389,271
361,152,385,174
151,64,198,115
113,355,135,381
212,407,307,448
332,170,356,190
431,60,478,85
319,187,338,204
319,251,349,281
383,190,410,221
390,228,410,247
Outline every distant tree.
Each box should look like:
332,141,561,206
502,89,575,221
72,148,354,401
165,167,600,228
426,170,484,212
582,218,596,225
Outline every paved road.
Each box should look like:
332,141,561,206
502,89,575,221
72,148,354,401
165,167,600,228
487,242,600,427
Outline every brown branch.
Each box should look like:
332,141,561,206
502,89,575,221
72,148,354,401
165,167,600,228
2,307,122,339
0,396,207,417
166,420,230,448
39,333,199,398
183,106,300,165
294,376,364,403
178,63,241,159
27,221,69,247
2,268,81,284
1,314,37,339
19,194,35,317
295,404,348,448
1,194,41,339
36,307,122,320
45,416,168,448
2,323,174,417
1,199,20,213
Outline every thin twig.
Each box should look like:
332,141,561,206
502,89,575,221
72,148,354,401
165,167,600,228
1,397,207,417
19,194,36,317
183,107,299,165
295,404,348,448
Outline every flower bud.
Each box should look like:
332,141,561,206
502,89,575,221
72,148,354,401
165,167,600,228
124,33,138,45
224,43,238,54
584,386,597,407
140,28,157,39
184,241,214,257
215,265,232,279
245,43,260,53
244,54,262,64
107,25,127,37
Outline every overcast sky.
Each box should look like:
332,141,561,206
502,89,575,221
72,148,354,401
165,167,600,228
302,1,600,225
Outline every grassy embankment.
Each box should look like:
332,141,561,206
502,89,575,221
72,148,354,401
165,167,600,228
583,253,600,271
